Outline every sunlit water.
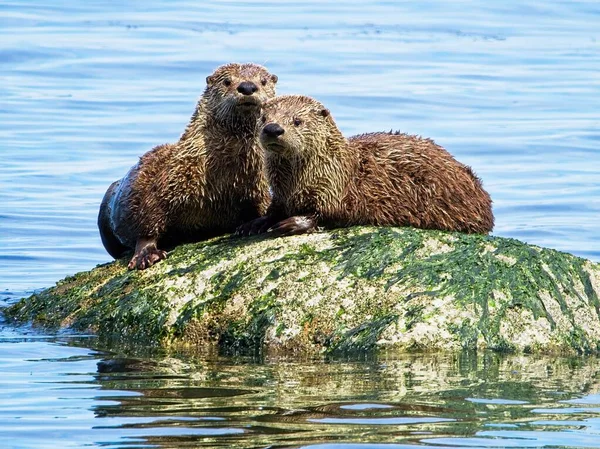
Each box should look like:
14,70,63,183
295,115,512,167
1,1,599,448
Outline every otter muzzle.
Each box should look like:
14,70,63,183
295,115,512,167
263,123,285,137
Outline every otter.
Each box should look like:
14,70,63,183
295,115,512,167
236,95,493,237
98,63,278,269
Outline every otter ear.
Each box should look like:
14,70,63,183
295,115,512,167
206,75,214,85
320,108,330,117
270,74,278,84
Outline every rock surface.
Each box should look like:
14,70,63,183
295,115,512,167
4,227,600,355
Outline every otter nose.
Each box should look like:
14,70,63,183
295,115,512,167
263,123,285,137
237,81,258,96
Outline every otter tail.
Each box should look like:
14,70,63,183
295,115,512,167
98,180,129,259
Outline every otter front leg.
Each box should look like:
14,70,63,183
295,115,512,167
128,237,168,270
267,215,317,237
235,215,280,236
236,201,286,236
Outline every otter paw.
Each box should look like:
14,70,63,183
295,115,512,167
267,216,316,237
127,247,168,270
235,216,275,236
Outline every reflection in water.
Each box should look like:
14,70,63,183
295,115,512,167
2,325,600,448
1,337,600,448
76,349,600,447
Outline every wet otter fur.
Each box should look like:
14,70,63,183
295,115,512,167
98,63,278,269
237,95,494,237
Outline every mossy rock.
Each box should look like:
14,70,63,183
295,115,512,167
4,227,600,355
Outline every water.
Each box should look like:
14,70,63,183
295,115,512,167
0,1,599,447
1,343,600,449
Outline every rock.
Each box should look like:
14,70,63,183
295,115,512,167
4,227,600,355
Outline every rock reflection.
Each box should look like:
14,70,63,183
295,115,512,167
86,351,600,448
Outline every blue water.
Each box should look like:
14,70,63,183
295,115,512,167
1,1,599,448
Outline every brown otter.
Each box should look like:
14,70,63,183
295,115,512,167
98,63,278,269
237,95,494,237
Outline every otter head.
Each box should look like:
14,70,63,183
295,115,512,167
259,95,334,158
204,63,278,129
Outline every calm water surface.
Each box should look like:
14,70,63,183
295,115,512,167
1,1,599,447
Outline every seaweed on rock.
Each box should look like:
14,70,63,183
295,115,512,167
3,227,600,355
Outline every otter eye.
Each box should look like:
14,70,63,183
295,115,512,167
223,78,232,87
293,118,302,127
260,115,266,124
261,78,267,86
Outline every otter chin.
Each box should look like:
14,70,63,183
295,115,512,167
237,94,494,238
98,63,278,270
238,97,260,106
261,139,287,153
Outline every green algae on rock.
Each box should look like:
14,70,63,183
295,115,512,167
4,227,600,355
